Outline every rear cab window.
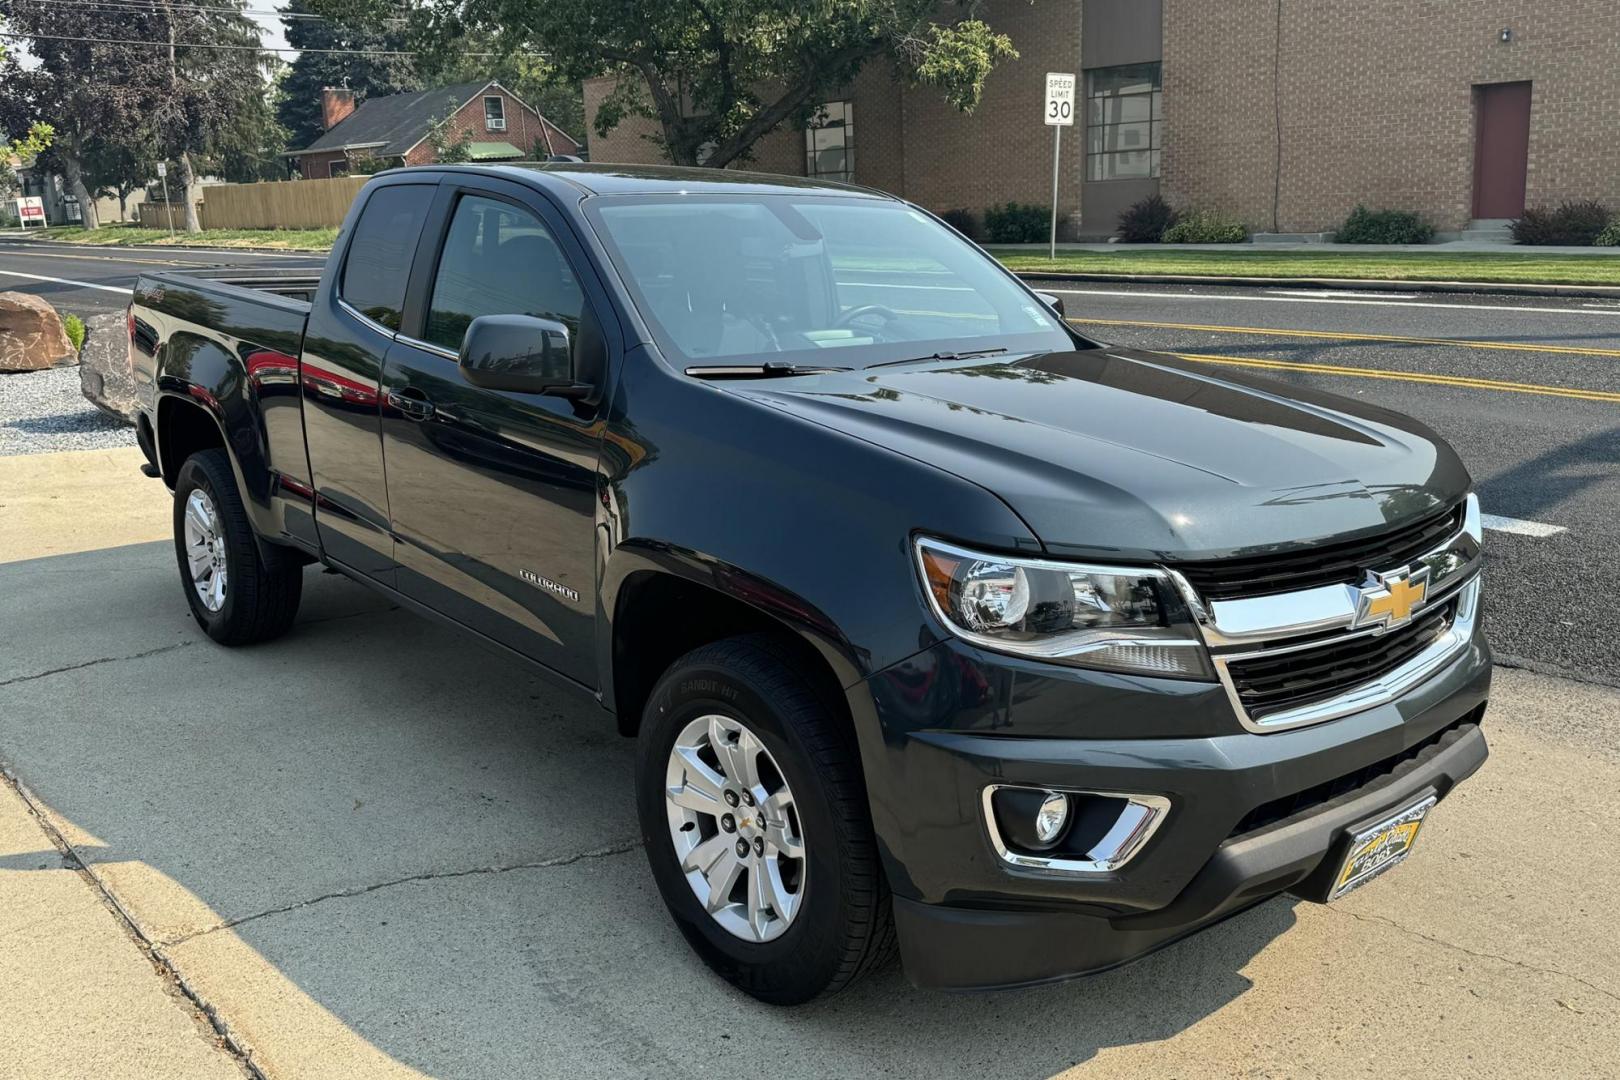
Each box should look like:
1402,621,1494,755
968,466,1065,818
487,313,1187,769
339,184,435,331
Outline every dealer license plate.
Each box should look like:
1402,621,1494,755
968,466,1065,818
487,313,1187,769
1329,795,1436,900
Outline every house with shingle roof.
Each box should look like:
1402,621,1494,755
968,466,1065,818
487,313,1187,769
285,79,581,179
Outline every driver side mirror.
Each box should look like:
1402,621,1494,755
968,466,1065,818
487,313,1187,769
457,314,591,398
1034,291,1066,318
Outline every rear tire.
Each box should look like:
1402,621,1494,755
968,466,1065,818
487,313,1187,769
635,634,896,1005
173,449,303,645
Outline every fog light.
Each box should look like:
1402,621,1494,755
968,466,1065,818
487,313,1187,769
1035,791,1069,845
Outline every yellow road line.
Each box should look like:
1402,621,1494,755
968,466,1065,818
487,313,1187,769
1071,317,1620,359
1171,351,1620,404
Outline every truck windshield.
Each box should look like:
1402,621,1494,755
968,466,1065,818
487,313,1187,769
585,194,1074,368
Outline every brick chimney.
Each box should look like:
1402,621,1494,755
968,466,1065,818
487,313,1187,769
321,87,357,131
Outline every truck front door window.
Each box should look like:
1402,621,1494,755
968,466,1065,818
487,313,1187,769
425,194,584,351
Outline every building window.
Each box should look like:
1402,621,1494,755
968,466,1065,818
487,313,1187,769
1086,63,1161,181
805,101,853,183
484,96,506,132
328,158,350,178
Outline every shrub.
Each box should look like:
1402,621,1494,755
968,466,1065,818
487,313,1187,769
1333,205,1435,244
1595,218,1620,247
1162,208,1249,244
940,208,980,239
1512,200,1612,246
63,313,85,352
1116,194,1178,243
983,202,1049,244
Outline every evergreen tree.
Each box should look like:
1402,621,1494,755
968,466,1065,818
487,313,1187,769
277,0,419,149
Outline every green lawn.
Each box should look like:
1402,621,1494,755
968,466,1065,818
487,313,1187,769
37,223,338,251
991,248,1620,286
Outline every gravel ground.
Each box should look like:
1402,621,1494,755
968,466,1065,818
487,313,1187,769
0,367,135,457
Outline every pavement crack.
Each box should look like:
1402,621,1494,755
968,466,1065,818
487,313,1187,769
0,642,194,689
1330,906,1620,1006
0,766,267,1080
164,839,644,946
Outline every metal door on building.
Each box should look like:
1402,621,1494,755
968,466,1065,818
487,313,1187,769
1472,82,1531,219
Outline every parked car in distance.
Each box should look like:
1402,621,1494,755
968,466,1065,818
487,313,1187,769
126,164,1489,1003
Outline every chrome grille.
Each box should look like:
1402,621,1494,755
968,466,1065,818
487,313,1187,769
1174,504,1466,601
1224,600,1456,721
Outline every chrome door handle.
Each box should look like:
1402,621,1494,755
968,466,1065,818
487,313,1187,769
387,389,436,421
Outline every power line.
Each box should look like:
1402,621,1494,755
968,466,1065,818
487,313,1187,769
0,30,412,55
0,29,524,58
4,0,405,23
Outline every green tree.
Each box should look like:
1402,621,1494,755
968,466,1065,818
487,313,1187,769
0,0,158,229
146,0,278,231
340,0,1015,167
83,135,157,221
276,0,419,149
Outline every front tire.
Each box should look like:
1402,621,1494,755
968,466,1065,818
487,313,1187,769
635,635,896,1004
173,449,302,645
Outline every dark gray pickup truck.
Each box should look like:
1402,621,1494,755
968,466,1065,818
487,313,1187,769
126,164,1489,1003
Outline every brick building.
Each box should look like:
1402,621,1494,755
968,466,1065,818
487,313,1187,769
287,80,580,179
583,0,1620,238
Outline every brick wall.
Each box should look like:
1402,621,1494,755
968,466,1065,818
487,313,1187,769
297,150,352,179
403,86,581,166
1163,0,1620,233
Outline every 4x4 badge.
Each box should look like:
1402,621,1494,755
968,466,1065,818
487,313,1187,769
1353,567,1430,632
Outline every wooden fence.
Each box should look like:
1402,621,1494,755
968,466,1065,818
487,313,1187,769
198,176,368,230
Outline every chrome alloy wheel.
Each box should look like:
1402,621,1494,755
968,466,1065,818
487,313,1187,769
182,488,228,612
665,714,807,943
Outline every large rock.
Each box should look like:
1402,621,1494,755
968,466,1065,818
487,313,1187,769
0,292,76,373
78,312,139,425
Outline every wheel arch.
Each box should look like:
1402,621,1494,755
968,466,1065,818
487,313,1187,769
601,544,862,742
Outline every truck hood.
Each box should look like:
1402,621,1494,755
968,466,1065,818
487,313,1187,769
729,347,1471,560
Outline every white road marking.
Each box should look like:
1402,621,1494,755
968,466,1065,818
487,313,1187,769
1040,287,1620,317
1274,289,1420,299
0,269,131,294
1480,513,1568,538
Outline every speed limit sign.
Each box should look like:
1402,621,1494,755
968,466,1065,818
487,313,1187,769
1044,72,1075,126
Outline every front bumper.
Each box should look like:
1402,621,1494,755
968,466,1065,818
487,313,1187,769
851,614,1492,991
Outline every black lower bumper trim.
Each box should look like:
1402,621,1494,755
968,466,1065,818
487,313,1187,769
895,722,1488,990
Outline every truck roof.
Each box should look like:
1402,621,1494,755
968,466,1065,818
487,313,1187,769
417,161,896,200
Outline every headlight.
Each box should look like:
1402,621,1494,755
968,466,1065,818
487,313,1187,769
915,538,1213,679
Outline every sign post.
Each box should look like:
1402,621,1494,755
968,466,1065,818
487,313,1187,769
1043,72,1075,260
156,161,174,236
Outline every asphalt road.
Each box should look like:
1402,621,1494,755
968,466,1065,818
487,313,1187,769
0,235,325,317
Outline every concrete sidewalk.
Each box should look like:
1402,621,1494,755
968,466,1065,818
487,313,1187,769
2,447,1617,1079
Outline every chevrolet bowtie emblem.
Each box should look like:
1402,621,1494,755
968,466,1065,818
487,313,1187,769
1355,568,1430,631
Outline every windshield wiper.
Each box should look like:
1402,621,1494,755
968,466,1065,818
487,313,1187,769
685,361,852,379
865,347,1009,370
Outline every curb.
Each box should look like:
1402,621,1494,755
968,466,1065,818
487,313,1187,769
1009,271,1620,301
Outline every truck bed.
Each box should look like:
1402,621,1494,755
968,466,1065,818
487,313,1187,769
143,266,324,307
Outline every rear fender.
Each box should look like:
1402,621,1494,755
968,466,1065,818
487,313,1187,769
155,331,282,550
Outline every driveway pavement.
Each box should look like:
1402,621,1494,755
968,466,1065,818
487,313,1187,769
1,446,1617,1079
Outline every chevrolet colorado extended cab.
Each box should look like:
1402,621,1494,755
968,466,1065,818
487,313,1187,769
127,164,1489,1003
